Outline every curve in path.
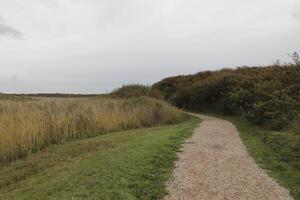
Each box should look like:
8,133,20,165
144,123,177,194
164,114,293,200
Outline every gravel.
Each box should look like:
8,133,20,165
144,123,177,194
164,114,293,200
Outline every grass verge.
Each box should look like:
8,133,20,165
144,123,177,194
0,116,199,200
229,117,300,200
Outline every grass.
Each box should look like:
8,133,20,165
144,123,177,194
229,117,300,200
0,116,199,200
0,96,184,162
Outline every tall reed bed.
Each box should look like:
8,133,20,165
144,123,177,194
0,96,184,162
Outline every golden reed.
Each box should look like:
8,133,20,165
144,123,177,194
0,96,183,162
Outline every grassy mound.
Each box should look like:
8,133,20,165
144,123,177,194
110,84,151,98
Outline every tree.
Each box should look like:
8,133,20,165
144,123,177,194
289,52,300,66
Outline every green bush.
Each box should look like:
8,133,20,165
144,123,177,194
153,64,300,131
110,84,151,98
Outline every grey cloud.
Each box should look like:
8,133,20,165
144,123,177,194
292,5,300,19
0,23,22,39
0,0,299,93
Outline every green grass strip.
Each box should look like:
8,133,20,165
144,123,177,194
0,117,199,200
230,117,300,200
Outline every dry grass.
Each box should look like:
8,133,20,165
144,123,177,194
0,96,184,162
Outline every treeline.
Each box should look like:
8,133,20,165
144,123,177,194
153,64,300,132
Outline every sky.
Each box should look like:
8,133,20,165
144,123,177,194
0,0,299,94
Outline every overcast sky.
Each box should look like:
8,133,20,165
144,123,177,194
0,0,299,93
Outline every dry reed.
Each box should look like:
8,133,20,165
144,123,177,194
0,96,183,162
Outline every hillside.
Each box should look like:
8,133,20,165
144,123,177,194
152,63,300,199
153,64,300,131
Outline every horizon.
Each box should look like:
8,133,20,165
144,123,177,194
1,63,293,95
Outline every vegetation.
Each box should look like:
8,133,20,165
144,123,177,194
0,96,184,163
110,84,163,99
0,94,31,101
0,117,199,200
110,84,151,98
153,58,300,199
22,93,100,98
153,63,300,131
229,117,300,199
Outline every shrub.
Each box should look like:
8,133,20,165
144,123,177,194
110,84,151,98
153,64,300,131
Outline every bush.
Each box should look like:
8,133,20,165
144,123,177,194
153,64,300,131
110,84,151,98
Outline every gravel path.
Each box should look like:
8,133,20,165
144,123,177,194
164,114,293,200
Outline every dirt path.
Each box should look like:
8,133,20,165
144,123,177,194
164,114,293,200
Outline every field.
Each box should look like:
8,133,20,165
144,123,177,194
0,96,184,163
0,117,199,200
1,64,299,199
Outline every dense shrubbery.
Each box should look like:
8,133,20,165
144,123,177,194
110,84,151,98
153,64,300,131
154,63,300,176
110,84,163,99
